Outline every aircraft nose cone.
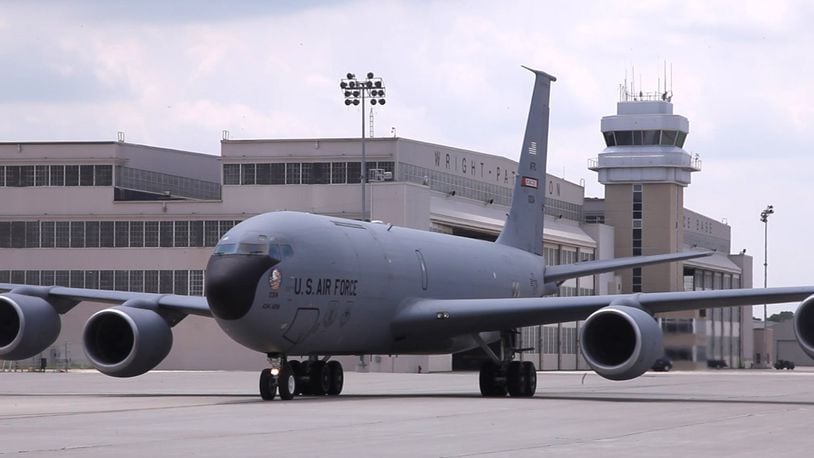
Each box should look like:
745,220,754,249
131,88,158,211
204,255,278,320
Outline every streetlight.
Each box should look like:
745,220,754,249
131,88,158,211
340,72,386,221
760,204,774,366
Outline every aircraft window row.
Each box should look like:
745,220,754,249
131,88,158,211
222,161,394,186
116,166,221,201
603,130,687,148
0,165,113,187
0,219,241,249
0,269,205,296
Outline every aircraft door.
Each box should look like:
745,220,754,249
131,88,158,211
416,250,428,291
283,308,320,344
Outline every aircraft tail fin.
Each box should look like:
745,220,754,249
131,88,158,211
495,67,556,255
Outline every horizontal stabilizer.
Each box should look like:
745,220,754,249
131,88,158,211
544,250,714,284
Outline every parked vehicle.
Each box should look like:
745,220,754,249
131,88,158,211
652,357,673,372
774,359,796,370
707,359,728,369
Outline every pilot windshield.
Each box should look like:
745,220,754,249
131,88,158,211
213,242,268,256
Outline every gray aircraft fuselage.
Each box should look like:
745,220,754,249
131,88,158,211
206,211,545,356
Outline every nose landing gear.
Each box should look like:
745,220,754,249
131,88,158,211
259,354,344,401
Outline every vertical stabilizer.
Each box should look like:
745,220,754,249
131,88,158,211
496,67,556,255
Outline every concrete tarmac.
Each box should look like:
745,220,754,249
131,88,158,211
1,369,812,457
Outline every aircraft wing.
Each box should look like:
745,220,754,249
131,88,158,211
391,286,814,338
0,283,211,317
543,250,714,284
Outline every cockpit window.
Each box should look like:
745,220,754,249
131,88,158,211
214,242,268,256
269,243,294,260
213,243,237,255
236,242,269,255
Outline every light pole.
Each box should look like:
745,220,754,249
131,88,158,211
340,72,386,221
760,204,774,366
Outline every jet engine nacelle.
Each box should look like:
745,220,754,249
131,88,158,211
0,293,61,360
580,305,663,381
83,306,173,377
793,295,814,359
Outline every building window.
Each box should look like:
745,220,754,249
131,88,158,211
286,163,301,184
255,163,271,185
35,166,49,186
189,221,204,247
300,162,314,184
331,162,347,184
174,221,189,247
55,222,70,248
130,270,144,292
144,270,159,293
174,270,189,295
159,270,174,294
241,163,256,185
41,222,55,248
347,162,361,183
159,221,174,247
20,166,35,187
79,165,95,186
312,162,331,184
65,166,79,186
49,165,65,186
223,164,240,185
25,222,40,248
270,163,285,184
70,221,85,248
99,221,115,247
129,221,144,248
85,221,100,247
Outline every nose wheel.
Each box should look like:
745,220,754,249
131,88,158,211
259,354,344,401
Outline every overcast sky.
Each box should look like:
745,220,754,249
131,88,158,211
2,0,812,316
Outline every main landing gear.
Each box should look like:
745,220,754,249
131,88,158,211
259,354,344,401
474,331,537,397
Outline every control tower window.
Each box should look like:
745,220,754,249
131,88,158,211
615,131,633,145
642,130,660,145
676,131,687,148
660,130,677,146
603,132,616,147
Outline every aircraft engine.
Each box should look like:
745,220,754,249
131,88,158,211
0,293,62,361
793,295,814,359
580,305,662,381
83,306,173,377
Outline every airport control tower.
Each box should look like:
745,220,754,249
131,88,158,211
589,86,701,293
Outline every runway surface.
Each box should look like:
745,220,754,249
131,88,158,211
1,369,812,457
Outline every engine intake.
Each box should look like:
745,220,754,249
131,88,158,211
0,293,61,360
580,305,663,381
794,295,814,359
83,306,173,377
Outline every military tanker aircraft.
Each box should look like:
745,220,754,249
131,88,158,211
3,67,814,400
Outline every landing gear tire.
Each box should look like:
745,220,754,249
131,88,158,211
278,363,297,400
327,360,344,395
479,361,507,397
289,360,306,395
507,361,526,397
259,368,277,401
522,361,537,397
307,361,331,395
